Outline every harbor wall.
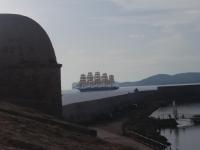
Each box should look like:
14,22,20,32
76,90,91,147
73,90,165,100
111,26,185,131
158,84,200,101
63,84,200,124
63,90,159,124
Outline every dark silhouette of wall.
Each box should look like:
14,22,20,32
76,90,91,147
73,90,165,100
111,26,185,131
158,84,200,101
63,90,160,124
63,84,200,124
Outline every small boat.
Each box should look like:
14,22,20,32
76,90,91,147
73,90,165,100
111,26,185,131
191,115,200,124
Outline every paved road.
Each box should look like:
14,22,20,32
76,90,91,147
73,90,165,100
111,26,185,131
92,127,153,150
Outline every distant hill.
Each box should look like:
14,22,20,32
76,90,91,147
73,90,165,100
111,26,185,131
120,72,200,87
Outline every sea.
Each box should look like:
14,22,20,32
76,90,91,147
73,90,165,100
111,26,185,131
62,85,157,105
152,103,200,150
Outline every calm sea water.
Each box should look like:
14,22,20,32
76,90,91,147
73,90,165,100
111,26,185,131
152,103,200,150
62,85,157,105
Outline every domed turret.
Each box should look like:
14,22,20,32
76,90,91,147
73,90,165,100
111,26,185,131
0,14,57,67
0,14,62,117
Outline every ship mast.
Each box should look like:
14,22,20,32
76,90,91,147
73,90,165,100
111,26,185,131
101,73,108,87
79,72,116,89
94,72,101,87
79,74,86,88
109,75,114,87
87,72,93,88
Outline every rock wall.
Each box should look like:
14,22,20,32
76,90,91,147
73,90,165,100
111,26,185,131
63,91,158,124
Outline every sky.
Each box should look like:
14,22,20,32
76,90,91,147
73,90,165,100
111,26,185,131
0,0,200,89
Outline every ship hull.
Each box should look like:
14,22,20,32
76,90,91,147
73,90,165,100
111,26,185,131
78,87,119,92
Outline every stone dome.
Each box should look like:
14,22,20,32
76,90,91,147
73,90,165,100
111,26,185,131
0,14,57,67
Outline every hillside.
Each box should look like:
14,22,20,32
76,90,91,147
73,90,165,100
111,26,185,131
0,100,135,150
120,72,200,87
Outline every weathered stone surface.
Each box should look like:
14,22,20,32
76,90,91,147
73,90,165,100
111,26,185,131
0,14,62,117
0,101,133,150
0,14,56,66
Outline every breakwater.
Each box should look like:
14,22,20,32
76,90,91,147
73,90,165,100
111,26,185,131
63,84,200,124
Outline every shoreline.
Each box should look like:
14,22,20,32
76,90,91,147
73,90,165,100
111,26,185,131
63,84,200,149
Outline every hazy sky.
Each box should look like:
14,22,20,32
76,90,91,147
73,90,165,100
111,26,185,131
0,0,200,89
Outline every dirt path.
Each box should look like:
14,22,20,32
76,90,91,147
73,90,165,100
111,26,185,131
91,118,127,134
92,127,153,150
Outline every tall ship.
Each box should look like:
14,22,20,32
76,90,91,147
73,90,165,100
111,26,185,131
75,72,119,92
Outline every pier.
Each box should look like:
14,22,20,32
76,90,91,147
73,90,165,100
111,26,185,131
155,101,200,123
156,113,200,125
